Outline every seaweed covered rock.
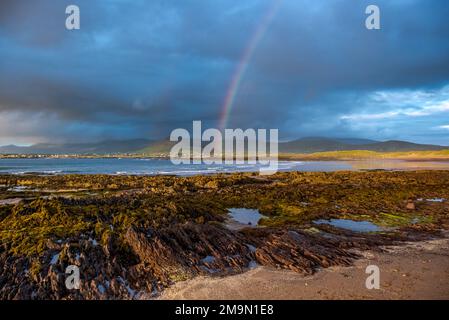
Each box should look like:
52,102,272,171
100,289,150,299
0,171,448,299
125,223,255,282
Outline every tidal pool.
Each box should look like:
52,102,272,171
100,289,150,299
314,219,383,233
225,208,266,231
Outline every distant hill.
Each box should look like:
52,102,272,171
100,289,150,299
138,139,218,156
139,137,447,155
0,137,447,155
0,139,152,155
280,137,350,153
138,140,177,155
352,140,447,152
333,138,379,145
279,137,447,154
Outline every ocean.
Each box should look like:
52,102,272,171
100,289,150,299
0,158,448,175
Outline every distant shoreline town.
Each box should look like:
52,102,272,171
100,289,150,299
1,137,449,161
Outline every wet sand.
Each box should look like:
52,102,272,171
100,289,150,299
158,237,449,300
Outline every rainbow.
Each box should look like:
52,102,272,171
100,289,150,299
218,0,283,130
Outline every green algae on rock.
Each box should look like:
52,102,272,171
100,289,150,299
0,171,448,299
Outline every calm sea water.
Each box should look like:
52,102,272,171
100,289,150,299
0,158,448,175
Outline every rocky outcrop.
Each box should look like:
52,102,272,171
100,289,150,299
1,171,448,299
125,224,254,281
0,220,443,300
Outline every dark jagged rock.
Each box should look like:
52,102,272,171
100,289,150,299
0,171,448,299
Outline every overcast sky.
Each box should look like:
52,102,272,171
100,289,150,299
0,0,448,145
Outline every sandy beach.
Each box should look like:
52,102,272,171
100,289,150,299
158,237,449,300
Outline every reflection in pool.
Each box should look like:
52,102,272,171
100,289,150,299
225,208,266,231
314,219,383,232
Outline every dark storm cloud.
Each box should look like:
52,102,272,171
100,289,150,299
0,0,448,144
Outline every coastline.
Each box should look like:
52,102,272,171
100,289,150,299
158,236,449,300
1,170,448,299
1,157,449,177
1,148,449,162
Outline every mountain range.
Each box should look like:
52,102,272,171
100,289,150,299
0,139,152,155
278,137,447,153
0,137,447,155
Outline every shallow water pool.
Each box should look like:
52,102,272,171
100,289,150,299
314,219,383,232
225,208,266,230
